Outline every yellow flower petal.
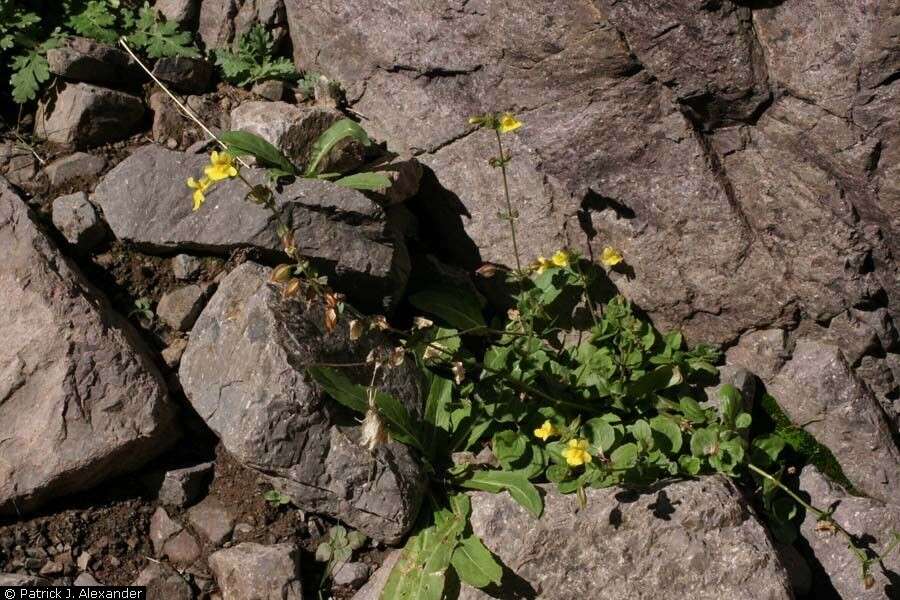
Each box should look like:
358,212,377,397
533,420,558,441
551,250,570,268
498,113,522,134
600,246,623,267
205,151,238,182
532,256,553,275
562,438,592,466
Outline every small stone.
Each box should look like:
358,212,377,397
44,152,106,188
46,37,140,86
188,496,235,546
150,92,187,145
172,254,203,280
0,573,50,586
35,83,144,148
133,561,193,600
233,523,253,538
39,560,63,576
0,143,37,188
208,543,303,600
365,153,423,206
157,283,212,331
76,552,91,571
163,530,201,565
158,462,214,508
313,76,342,109
332,561,370,588
154,0,199,26
74,572,101,586
150,507,183,556
153,56,214,95
52,192,105,251
252,80,288,101
162,338,190,368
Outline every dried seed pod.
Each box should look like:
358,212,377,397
370,315,389,331
452,361,465,384
324,307,338,332
283,278,302,298
413,316,433,329
349,319,363,341
271,264,294,282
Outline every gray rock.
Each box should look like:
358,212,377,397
0,142,37,189
0,573,50,586
251,80,288,102
233,0,288,44
172,254,204,280
459,478,792,600
149,91,187,145
163,530,201,566
158,462,214,507
198,0,239,50
597,1,769,128
150,507,183,556
46,37,140,85
229,102,366,173
92,145,409,310
188,496,235,546
773,543,812,598
799,466,900,599
74,573,101,586
35,83,144,148
726,329,790,383
208,543,302,600
156,283,212,331
155,0,200,26
350,552,399,600
0,181,175,516
704,365,756,413
161,337,189,368
44,152,106,188
179,262,425,543
767,339,900,505
332,561,370,589
365,153,423,206
819,310,882,367
133,562,193,600
153,56,214,95
286,0,898,354
51,192,105,251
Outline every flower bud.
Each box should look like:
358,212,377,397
360,408,391,450
349,319,363,341
271,264,294,282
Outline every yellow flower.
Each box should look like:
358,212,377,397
551,250,570,268
204,150,238,182
497,113,522,134
562,438,593,466
187,176,212,211
600,246,623,267
533,420,558,441
533,256,554,275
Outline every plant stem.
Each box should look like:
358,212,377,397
118,37,253,171
495,129,522,274
747,463,848,534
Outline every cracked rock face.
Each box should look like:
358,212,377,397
0,180,176,515
179,262,425,543
93,144,410,311
286,0,900,352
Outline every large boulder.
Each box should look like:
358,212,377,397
179,262,425,543
35,83,144,148
766,339,900,505
284,0,900,351
46,36,141,86
0,180,175,515
356,478,793,600
799,466,900,600
92,145,410,310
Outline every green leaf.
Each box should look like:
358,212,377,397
375,390,425,452
219,130,297,176
650,416,683,454
751,434,785,466
307,366,367,413
10,50,50,104
718,384,742,426
492,431,527,469
423,374,453,460
459,470,543,518
409,288,486,331
583,417,616,453
678,455,701,475
690,427,718,457
334,171,393,190
305,118,371,177
679,397,709,423
450,535,503,588
610,443,639,469
735,412,752,430
125,5,199,58
630,419,654,451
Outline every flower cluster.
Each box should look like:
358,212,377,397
530,247,624,275
186,151,239,211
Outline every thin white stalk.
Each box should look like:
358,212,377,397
117,37,252,170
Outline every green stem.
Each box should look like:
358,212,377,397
495,129,522,274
